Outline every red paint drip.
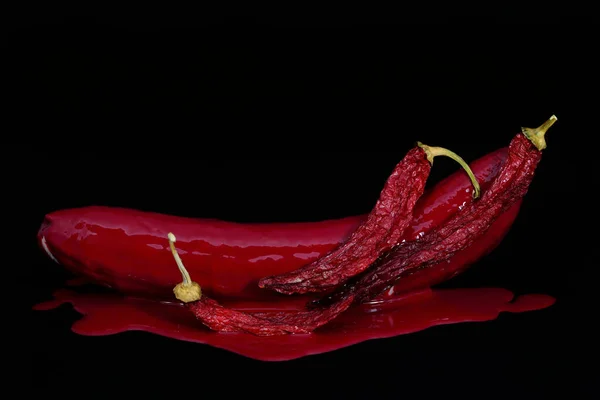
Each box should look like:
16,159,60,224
33,286,554,362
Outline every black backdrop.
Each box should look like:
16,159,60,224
7,12,597,398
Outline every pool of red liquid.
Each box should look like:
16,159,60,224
33,283,555,362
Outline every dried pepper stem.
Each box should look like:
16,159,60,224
522,114,557,151
168,232,202,303
417,142,481,199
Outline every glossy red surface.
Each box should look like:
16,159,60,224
37,148,515,301
33,285,555,361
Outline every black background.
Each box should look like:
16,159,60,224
6,9,597,398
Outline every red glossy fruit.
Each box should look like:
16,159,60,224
37,148,517,301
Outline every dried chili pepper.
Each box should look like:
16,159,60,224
313,116,557,308
168,233,354,336
258,143,481,295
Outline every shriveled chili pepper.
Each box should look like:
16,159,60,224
313,116,557,308
168,233,355,336
188,295,355,335
258,143,481,295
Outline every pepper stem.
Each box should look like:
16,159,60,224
168,232,202,303
417,142,481,199
522,115,557,151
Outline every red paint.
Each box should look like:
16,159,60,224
37,148,516,301
33,286,555,362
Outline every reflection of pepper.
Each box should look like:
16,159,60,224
259,143,480,295
313,116,557,308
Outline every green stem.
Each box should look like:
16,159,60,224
417,142,481,199
522,115,557,151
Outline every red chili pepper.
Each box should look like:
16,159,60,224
313,116,557,308
37,147,513,301
258,143,480,295
188,295,355,335
168,233,355,336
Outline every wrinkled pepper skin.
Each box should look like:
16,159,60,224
259,146,433,295
37,147,518,301
188,293,355,336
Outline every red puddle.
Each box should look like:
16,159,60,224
33,286,554,362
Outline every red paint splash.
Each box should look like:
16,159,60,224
33,286,554,362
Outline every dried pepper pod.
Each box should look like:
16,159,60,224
259,143,481,295
168,233,354,336
313,115,557,307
